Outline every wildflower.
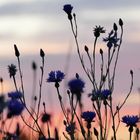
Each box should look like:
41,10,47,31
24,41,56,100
47,70,65,83
63,4,73,20
68,78,85,94
8,64,17,78
63,4,73,15
41,113,51,123
103,30,119,48
93,25,105,38
101,89,111,99
81,111,96,123
66,122,76,135
81,111,96,129
7,99,24,117
8,91,23,99
122,115,140,127
89,89,111,101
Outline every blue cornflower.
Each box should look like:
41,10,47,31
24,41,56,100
103,30,119,48
101,89,111,99
47,70,65,83
66,122,76,134
8,91,23,99
7,99,24,117
68,78,85,94
63,4,73,15
122,115,140,127
63,4,73,20
81,111,96,123
89,89,111,101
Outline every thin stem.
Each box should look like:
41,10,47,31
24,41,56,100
56,86,68,123
108,48,111,89
99,52,104,89
30,65,37,112
95,135,99,140
12,74,45,137
17,57,26,104
110,98,117,140
73,108,86,140
12,76,18,92
47,122,51,139
93,37,98,77
69,19,94,85
37,58,44,118
20,115,39,133
97,102,103,140
111,27,123,91
103,104,108,139
87,128,90,140
115,107,120,133
130,131,132,140
114,72,133,116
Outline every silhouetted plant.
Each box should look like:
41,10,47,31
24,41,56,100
0,3,139,140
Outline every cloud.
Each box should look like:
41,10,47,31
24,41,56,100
0,0,140,16
0,0,66,16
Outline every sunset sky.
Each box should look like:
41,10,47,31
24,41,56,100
0,1,139,139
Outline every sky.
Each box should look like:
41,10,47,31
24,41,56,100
0,0,139,139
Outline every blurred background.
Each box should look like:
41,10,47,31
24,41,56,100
0,0,139,139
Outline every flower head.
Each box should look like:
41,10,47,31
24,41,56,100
8,64,17,78
93,25,105,37
101,89,111,99
7,99,24,117
47,70,65,83
41,112,51,123
89,89,111,101
8,91,23,99
66,122,76,135
63,4,73,20
103,30,119,48
122,115,140,127
68,78,85,94
81,111,96,123
63,4,73,15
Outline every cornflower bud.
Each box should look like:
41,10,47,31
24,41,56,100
113,23,118,31
119,18,123,26
14,44,20,57
40,49,45,58
84,45,89,52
